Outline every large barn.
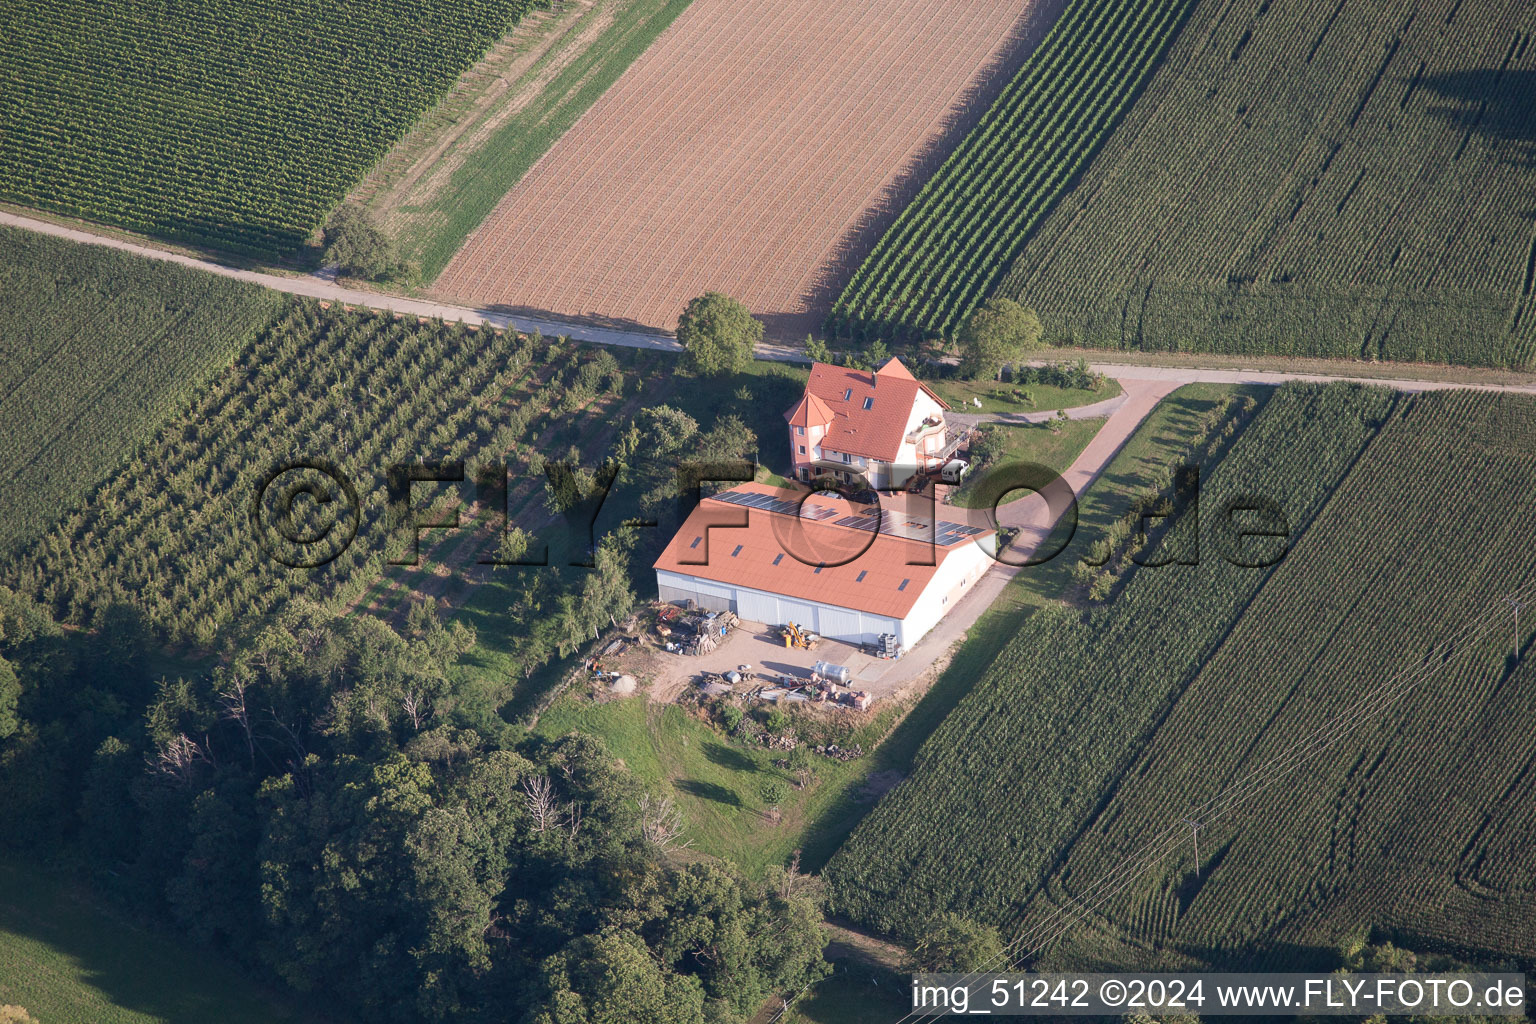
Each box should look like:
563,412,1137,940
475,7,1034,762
653,482,994,650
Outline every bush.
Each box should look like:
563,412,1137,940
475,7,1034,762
968,424,1009,467
760,778,789,807
322,205,407,282
1017,358,1105,391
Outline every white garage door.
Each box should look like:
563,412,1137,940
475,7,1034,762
778,599,818,632
816,605,866,643
736,590,780,624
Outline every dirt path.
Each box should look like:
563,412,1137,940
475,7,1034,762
867,380,1179,692
949,392,1129,427
351,0,612,235
8,209,1536,399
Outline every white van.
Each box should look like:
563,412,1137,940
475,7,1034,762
941,458,971,483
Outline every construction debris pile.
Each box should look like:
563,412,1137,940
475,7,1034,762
695,662,871,711
655,606,739,656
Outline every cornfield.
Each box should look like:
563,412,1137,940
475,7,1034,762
827,384,1536,967
0,227,279,552
999,0,1536,368
828,0,1196,340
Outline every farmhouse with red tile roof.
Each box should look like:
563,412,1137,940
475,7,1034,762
784,358,963,489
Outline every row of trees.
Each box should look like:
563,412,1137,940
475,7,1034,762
677,289,1045,383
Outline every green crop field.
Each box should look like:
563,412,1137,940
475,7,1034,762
0,229,278,554
826,384,1536,968
829,0,1197,341
836,0,1536,370
0,0,540,257
998,0,1536,368
0,860,319,1024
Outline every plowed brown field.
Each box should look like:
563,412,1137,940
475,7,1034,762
433,0,1048,338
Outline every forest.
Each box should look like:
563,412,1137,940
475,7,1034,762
0,591,827,1023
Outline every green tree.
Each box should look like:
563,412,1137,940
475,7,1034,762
958,298,1044,380
677,293,761,376
0,656,17,740
909,913,1003,972
323,205,404,282
697,415,758,463
804,334,832,364
862,338,891,368
535,927,707,1024
639,861,830,1018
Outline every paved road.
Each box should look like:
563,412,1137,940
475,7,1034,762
10,209,1536,395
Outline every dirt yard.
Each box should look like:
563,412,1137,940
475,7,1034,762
603,617,908,705
434,0,1054,337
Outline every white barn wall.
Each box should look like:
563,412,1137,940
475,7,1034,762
655,570,901,646
897,543,992,647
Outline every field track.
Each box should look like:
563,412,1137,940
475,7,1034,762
433,0,1051,336
9,209,1536,399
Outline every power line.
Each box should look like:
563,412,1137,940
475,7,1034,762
890,579,1535,1024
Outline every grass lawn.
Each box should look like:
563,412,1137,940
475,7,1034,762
0,860,326,1024
535,696,901,878
948,417,1107,508
928,375,1120,416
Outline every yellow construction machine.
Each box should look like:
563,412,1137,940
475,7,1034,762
781,621,820,650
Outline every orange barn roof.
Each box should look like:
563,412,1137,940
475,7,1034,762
653,483,982,620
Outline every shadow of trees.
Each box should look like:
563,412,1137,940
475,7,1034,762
1420,68,1536,167
675,778,741,806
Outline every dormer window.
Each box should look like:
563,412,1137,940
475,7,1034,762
862,397,873,410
